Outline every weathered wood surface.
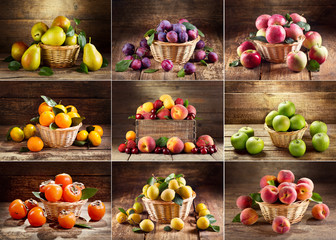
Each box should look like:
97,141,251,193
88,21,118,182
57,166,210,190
0,202,111,240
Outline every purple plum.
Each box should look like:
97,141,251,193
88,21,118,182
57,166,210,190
195,50,206,61
159,20,172,31
140,38,150,49
136,47,149,58
179,31,188,43
124,55,134,60
131,59,142,70
173,23,187,33
161,59,174,71
158,32,167,42
122,43,135,56
188,29,198,41
184,62,196,74
208,52,218,63
196,40,205,49
166,31,178,43
179,19,189,24
141,57,151,69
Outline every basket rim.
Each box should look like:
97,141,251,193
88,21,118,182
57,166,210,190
264,122,308,136
41,198,88,206
256,198,309,208
142,192,196,204
36,122,82,131
146,35,200,47
253,35,305,47
40,43,80,50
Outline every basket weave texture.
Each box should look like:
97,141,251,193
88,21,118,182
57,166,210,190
265,122,308,148
147,36,200,64
37,123,82,148
41,198,88,221
257,199,310,224
40,44,80,68
253,35,305,63
142,192,196,223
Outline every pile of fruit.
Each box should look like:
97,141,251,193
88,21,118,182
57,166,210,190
231,13,328,72
230,126,264,155
265,101,330,157
233,169,329,234
8,173,105,229
116,173,220,233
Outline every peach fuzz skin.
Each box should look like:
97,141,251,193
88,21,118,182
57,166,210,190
236,195,253,210
240,208,258,225
272,216,291,234
278,182,296,192
167,137,184,154
260,185,279,204
138,136,156,153
312,203,330,220
295,183,312,201
171,104,188,120
279,186,297,204
259,175,277,188
297,177,314,191
277,170,295,184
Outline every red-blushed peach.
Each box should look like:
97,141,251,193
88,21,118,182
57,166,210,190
138,136,156,153
278,182,297,192
279,186,297,204
240,208,258,225
255,14,271,30
303,31,322,49
236,196,253,210
312,203,330,220
187,105,197,116
286,51,307,72
184,142,195,153
268,14,286,26
157,108,170,120
167,137,184,154
308,45,328,64
196,135,214,147
272,216,291,234
290,13,307,24
295,183,312,201
237,41,256,57
266,25,286,44
259,175,277,188
297,177,314,191
260,185,279,204
171,104,188,120
277,170,295,183
285,23,303,41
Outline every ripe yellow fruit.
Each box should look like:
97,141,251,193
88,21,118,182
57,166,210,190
126,208,135,216
88,131,102,146
38,102,52,115
23,124,36,139
184,142,196,153
163,98,175,110
39,111,55,127
27,136,44,152
67,112,80,118
133,202,143,214
142,184,150,197
199,209,211,217
142,102,154,112
154,182,161,188
159,94,173,102
147,185,159,200
127,213,141,225
161,189,175,202
168,179,179,191
171,218,184,231
116,212,127,223
139,219,154,232
76,130,88,141
197,216,210,230
54,104,67,113
55,113,72,128
176,177,186,186
10,127,24,142
126,130,136,141
177,186,192,199
93,125,103,137
196,203,207,213
66,105,77,113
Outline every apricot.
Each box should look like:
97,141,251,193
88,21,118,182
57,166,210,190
171,218,184,230
142,102,154,112
272,216,290,234
196,203,207,213
260,185,279,204
161,189,175,201
142,184,150,197
116,212,127,223
147,185,159,200
163,98,175,110
139,219,154,232
178,186,192,199
128,213,141,225
168,179,180,190
236,195,253,210
133,202,143,213
277,170,295,183
240,208,258,225
312,203,330,220
159,94,173,102
184,142,196,153
259,175,277,188
199,209,210,217
295,183,312,201
197,216,210,230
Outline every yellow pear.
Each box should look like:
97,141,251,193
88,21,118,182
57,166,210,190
41,26,66,46
65,34,78,45
21,44,41,71
11,42,28,61
51,16,71,32
83,38,103,71
31,22,48,41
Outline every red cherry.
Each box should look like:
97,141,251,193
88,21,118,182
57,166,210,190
191,148,199,154
154,147,162,154
125,148,131,154
212,145,218,152
150,109,156,114
208,147,215,154
200,148,208,154
136,114,143,119
118,143,126,152
150,114,157,120
187,115,194,120
131,148,139,154
162,148,170,155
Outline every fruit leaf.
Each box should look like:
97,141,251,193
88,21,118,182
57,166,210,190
19,147,30,152
144,29,155,38
267,180,276,186
232,213,241,222
250,192,263,202
284,38,294,44
156,137,169,147
194,117,202,120
49,122,58,130
73,140,87,146
144,69,159,73
41,95,57,107
39,67,54,76
249,36,267,42
147,33,155,47
164,116,170,120
132,227,142,233
52,106,65,115
158,181,168,193
78,31,86,49
310,192,323,203
81,188,98,200
30,117,39,124
208,225,220,232
198,29,205,37
182,22,196,30
8,61,21,71
164,226,172,232
173,193,183,206
307,59,320,72
165,173,176,182
285,13,292,22
229,60,241,67
116,60,132,72
177,68,185,78
74,18,81,25
157,177,165,182
66,25,75,37
156,106,165,114
118,208,127,215
32,191,46,200
147,176,156,186
129,209,135,215
205,214,217,224
135,194,145,201
128,115,136,119
283,22,292,29
175,173,184,178
249,32,256,38
3,56,14,62
102,57,109,68
183,99,189,108
297,21,310,32
86,125,95,133
77,62,89,74
71,117,85,127
203,46,213,52
5,126,15,141
200,60,208,66
75,224,92,229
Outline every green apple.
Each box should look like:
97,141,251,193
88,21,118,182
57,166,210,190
272,115,290,132
265,110,279,127
290,114,306,131
278,101,296,117
246,137,264,154
289,139,306,157
231,132,249,150
238,126,254,138
310,121,327,137
312,133,330,152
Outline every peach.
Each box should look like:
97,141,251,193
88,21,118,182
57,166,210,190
285,23,303,41
142,102,154,112
295,183,312,201
236,195,253,210
157,108,170,120
277,170,295,183
187,104,197,116
272,216,290,234
290,13,306,24
196,135,214,147
279,186,297,204
260,185,279,204
303,31,322,49
297,177,314,191
312,203,330,220
184,142,196,153
240,208,258,225
255,14,271,30
268,14,286,26
278,182,296,192
163,98,175,110
167,137,184,154
138,136,156,153
266,25,286,44
259,175,277,188
171,104,188,120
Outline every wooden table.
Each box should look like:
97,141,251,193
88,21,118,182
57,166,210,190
112,138,223,161
225,124,335,161
0,201,111,240
0,125,111,161
0,53,111,80
225,183,335,239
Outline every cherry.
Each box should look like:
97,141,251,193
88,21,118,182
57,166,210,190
200,148,208,154
118,143,126,153
150,109,156,114
154,147,162,154
162,148,170,155
131,148,139,154
150,114,157,120
187,115,194,120
136,114,143,119
208,147,215,154
191,148,199,154
212,145,218,152
189,113,196,118
125,148,131,154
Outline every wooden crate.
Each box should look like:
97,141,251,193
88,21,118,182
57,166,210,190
135,119,196,143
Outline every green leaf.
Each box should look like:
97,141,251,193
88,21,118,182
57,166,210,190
203,46,213,52
32,191,46,200
249,32,256,38
66,25,75,37
156,106,165,114
144,69,159,73
194,117,202,120
156,137,169,147
129,209,135,215
158,181,168,193
147,176,156,186
173,193,183,206
229,60,241,67
198,29,205,37
52,106,64,115
75,224,92,229
309,192,323,203
144,29,155,38
183,99,189,108
39,67,54,76
249,36,267,42
74,18,80,25
205,214,217,224
115,60,132,72
86,125,95,133
307,59,320,72
297,21,310,31
132,227,142,233
118,208,127,215
283,22,292,29
73,140,87,146
8,61,21,71
5,126,15,141
285,13,292,22
177,68,185,78
164,116,170,120
164,226,172,232
41,96,57,107
182,22,196,30
267,180,276,186
71,117,85,127
156,177,165,182
20,147,30,152
200,60,208,66
232,213,241,222
128,115,136,119
175,174,184,178
208,225,220,232
250,192,262,202
78,31,86,49
77,62,89,74
165,173,175,182
102,57,109,68
135,194,145,201
49,122,58,130
147,33,155,47
81,188,98,200
29,117,39,124
284,38,294,44
4,56,14,62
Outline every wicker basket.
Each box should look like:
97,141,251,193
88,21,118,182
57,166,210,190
253,35,305,63
146,36,200,64
40,44,80,68
37,123,82,148
142,192,196,223
257,199,310,224
41,198,88,221
265,122,308,148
